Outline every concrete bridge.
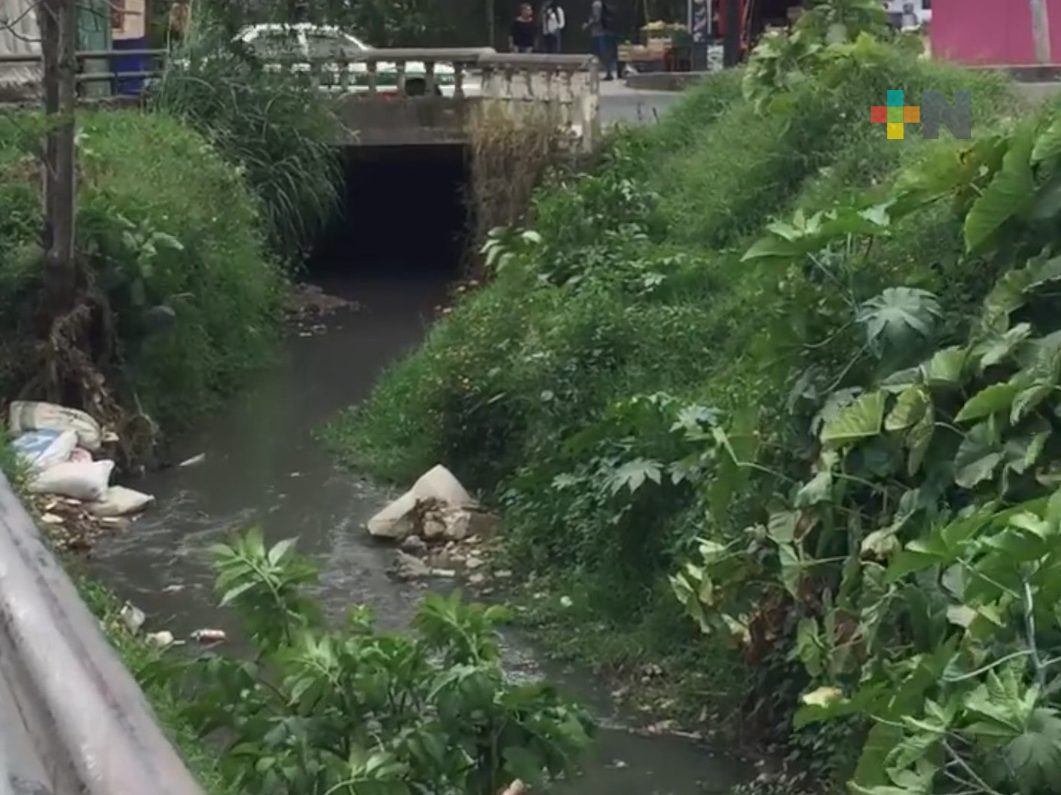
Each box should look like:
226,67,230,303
0,46,603,152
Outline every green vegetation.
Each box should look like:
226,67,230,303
76,576,233,795
151,10,342,270
0,110,282,441
325,2,1061,789
136,529,593,795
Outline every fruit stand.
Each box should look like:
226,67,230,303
618,21,693,73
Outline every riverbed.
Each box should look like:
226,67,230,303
88,269,744,795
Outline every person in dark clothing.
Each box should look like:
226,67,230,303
541,0,566,52
509,3,536,53
583,0,616,80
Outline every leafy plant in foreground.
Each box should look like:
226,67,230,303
672,106,1061,791
146,529,593,795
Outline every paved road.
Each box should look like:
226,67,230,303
598,81,683,126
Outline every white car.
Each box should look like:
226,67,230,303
234,23,478,97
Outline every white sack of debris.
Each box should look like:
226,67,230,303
9,400,103,451
366,464,478,540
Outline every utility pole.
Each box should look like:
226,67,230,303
486,0,495,48
1030,0,1052,65
39,0,78,312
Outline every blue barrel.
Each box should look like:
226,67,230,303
111,36,149,95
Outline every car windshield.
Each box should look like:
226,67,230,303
305,30,367,60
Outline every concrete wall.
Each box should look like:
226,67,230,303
932,0,1061,66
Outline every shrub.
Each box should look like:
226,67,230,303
150,11,341,270
0,109,282,441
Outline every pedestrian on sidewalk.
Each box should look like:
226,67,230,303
583,0,616,80
509,3,537,53
541,0,566,52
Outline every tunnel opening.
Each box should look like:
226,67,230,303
305,144,472,280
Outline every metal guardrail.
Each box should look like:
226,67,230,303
0,472,205,795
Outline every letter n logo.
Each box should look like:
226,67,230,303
920,90,972,139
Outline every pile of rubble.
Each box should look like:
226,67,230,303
8,401,154,549
365,464,508,585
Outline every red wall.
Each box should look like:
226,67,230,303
931,0,1061,65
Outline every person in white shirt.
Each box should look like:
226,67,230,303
541,0,566,53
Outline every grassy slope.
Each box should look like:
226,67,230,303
324,48,1023,726
0,110,283,434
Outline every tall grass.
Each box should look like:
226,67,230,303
150,6,342,270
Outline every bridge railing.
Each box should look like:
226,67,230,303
478,53,601,153
265,47,493,97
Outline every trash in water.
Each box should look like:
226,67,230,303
119,602,145,634
190,628,227,644
178,453,205,468
145,630,176,649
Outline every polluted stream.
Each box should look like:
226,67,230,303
89,274,743,795
88,149,746,794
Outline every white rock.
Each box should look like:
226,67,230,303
422,511,448,540
366,490,419,539
410,464,475,508
441,508,471,540
465,555,485,570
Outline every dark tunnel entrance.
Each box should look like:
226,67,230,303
305,144,471,279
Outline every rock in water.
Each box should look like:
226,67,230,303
400,535,428,555
393,551,431,580
366,490,419,539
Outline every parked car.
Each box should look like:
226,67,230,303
234,23,476,97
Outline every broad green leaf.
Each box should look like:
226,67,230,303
964,124,1035,254
856,288,941,351
953,423,1003,488
955,382,1021,423
1032,116,1061,163
885,386,928,432
974,322,1031,371
920,346,967,388
1006,708,1061,792
821,390,885,447
741,234,800,262
1011,382,1053,423
795,470,833,507
905,404,935,477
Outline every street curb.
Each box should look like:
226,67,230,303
0,473,205,795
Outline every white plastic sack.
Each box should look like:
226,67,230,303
11,429,77,472
410,464,476,508
89,485,154,517
29,459,115,501
9,401,103,451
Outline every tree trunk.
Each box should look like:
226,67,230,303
1030,0,1052,64
39,0,78,318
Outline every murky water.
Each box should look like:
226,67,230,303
88,269,745,794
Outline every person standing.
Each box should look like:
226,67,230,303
541,0,566,53
583,0,616,80
509,3,537,53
